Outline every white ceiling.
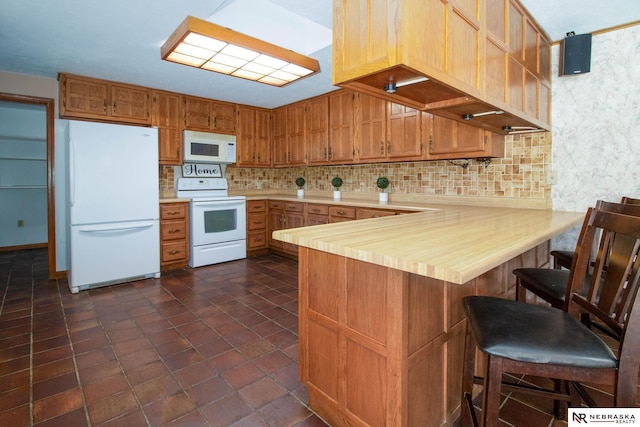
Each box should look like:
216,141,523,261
0,0,638,109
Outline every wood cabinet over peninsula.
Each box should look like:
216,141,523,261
333,0,552,134
273,206,582,426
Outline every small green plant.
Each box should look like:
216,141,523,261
376,177,390,192
332,177,343,190
295,177,305,189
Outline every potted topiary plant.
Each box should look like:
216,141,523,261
376,176,390,203
295,177,305,198
332,177,343,200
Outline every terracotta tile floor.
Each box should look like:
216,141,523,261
0,248,580,426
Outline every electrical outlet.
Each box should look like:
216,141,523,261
546,170,559,185
17,220,24,227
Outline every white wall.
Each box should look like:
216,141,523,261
0,71,59,108
551,25,640,250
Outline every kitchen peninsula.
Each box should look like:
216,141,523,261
272,204,583,427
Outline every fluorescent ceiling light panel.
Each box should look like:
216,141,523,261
161,15,320,86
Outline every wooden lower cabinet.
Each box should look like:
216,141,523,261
268,201,304,257
252,201,419,259
247,200,268,255
306,204,329,226
356,207,397,219
160,202,189,270
298,241,550,427
329,206,356,223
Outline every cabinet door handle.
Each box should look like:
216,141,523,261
337,210,346,215
169,250,179,255
166,211,180,216
312,208,320,213
380,141,384,154
254,221,263,225
168,229,181,233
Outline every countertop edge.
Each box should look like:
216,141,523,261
272,207,583,284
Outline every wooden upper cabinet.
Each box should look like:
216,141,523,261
331,0,552,133
272,102,307,167
236,106,256,167
211,102,236,133
272,107,288,167
184,96,211,131
328,90,355,164
387,103,422,160
355,93,387,162
184,95,236,134
306,97,330,165
355,94,423,162
59,74,109,119
152,90,183,165
59,73,151,125
287,102,308,166
254,109,272,167
237,106,271,167
110,84,151,124
429,115,505,160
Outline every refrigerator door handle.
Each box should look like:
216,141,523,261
69,137,75,206
78,221,156,233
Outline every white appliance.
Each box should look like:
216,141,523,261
67,120,160,293
183,130,237,164
176,177,246,267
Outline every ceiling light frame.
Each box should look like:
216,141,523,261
161,16,320,87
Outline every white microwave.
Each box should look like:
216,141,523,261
183,130,237,164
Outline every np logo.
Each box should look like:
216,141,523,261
573,412,588,423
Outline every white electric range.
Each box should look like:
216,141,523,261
176,177,246,267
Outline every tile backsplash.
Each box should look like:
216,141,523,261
161,132,551,201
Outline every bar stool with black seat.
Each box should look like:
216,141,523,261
550,196,640,270
514,199,640,311
460,209,640,427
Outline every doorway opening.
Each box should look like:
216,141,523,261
0,92,59,279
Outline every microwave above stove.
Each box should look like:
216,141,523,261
183,130,236,164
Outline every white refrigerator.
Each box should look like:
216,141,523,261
67,120,160,293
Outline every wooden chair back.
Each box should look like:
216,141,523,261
569,209,640,347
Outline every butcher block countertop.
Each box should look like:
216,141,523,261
272,204,583,284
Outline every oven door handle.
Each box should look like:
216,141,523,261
193,201,245,209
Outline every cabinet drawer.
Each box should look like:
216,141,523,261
161,220,187,240
307,204,329,215
269,200,284,210
284,202,305,213
248,213,267,231
161,203,187,219
356,208,397,219
307,214,329,226
248,231,268,249
247,200,266,212
329,206,356,219
161,241,188,263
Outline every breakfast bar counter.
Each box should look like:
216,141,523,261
272,205,583,427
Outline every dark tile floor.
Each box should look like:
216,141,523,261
1,248,576,426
